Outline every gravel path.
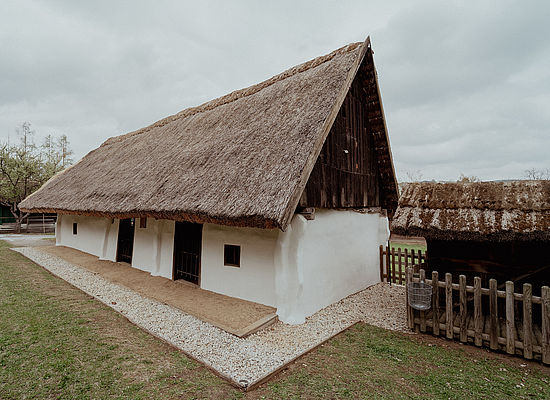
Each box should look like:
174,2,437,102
14,247,407,388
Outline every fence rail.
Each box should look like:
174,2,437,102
379,245,427,284
0,214,56,234
406,267,550,365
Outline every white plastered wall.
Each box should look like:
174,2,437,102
55,210,389,326
133,218,175,279
56,214,118,260
200,223,279,307
56,214,175,278
274,209,390,324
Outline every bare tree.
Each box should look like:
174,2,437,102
457,173,480,183
57,134,73,167
403,169,424,182
524,168,550,180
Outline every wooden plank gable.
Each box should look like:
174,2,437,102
299,46,398,213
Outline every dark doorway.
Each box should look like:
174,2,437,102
173,221,203,284
116,218,135,263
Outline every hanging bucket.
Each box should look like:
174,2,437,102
408,282,432,311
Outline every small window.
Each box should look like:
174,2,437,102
224,244,240,267
72,223,77,235
140,217,147,229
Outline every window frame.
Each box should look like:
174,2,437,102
72,222,77,235
223,244,241,268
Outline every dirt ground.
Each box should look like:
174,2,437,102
42,245,276,336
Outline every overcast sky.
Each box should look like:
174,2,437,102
1,0,548,182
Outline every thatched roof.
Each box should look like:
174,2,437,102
20,37,396,230
391,181,550,241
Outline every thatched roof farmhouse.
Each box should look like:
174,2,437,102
392,181,550,286
20,37,398,324
21,38,397,230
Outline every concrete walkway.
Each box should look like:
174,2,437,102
41,246,277,337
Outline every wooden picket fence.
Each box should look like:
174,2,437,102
406,267,550,364
379,245,427,284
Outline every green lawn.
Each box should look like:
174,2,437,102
1,240,549,399
253,325,550,399
0,241,241,400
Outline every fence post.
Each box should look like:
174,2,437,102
445,273,453,339
523,283,533,359
398,248,403,285
386,246,391,286
474,276,482,347
505,281,515,355
542,286,550,365
459,275,467,343
391,248,397,284
489,279,498,350
419,269,426,332
404,248,409,278
379,245,384,282
432,271,439,336
406,267,414,329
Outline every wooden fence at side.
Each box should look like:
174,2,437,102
0,214,56,234
407,267,550,365
379,245,427,285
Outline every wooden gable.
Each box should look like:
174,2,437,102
299,46,398,213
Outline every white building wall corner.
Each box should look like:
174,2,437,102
273,215,308,324
55,214,62,246
274,209,390,325
99,218,119,262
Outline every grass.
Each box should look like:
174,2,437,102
252,324,550,399
0,241,241,399
1,240,549,399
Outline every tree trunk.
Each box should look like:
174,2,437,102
7,203,28,234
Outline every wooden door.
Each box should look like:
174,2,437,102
173,221,202,284
116,218,135,263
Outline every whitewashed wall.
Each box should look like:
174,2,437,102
57,214,116,259
133,218,175,279
274,209,389,324
56,210,389,325
56,214,175,278
200,223,279,307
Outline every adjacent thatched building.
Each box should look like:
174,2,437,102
19,37,398,324
392,180,550,287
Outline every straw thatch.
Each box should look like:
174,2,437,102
20,37,394,230
391,181,550,241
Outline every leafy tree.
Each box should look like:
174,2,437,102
0,122,73,232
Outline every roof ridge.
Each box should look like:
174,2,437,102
102,41,363,146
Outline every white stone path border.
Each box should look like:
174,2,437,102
14,247,407,389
